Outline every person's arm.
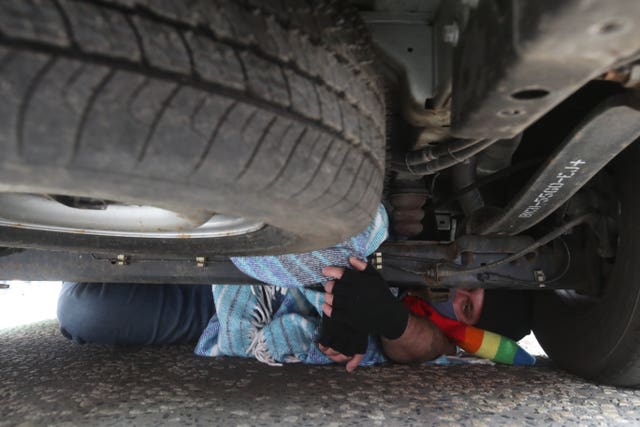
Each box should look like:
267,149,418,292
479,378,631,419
381,314,456,364
322,257,457,365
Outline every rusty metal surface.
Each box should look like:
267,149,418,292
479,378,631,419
451,0,640,139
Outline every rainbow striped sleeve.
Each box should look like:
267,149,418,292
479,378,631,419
403,295,535,366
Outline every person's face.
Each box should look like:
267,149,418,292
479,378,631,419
452,288,485,325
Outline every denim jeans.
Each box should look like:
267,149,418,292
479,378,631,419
57,282,215,345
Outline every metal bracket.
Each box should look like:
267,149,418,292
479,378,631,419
362,12,435,106
435,213,451,231
533,269,546,287
371,251,383,270
115,254,129,266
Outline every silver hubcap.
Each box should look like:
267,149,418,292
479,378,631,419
0,193,264,238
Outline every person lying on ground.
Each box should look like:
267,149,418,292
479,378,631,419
57,206,533,370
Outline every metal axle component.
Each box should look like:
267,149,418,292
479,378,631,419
378,216,593,291
0,227,581,291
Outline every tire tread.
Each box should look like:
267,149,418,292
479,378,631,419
0,0,385,252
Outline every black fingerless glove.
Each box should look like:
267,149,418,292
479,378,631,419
330,265,409,339
318,315,368,356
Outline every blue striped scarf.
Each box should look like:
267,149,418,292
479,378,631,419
194,205,389,366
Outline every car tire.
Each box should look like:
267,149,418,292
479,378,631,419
533,141,640,386
0,0,385,256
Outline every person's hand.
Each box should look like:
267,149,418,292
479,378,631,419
318,343,365,373
322,256,409,339
318,314,367,373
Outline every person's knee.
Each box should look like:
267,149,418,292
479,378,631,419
57,282,123,344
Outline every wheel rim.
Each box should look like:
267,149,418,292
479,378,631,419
0,193,264,238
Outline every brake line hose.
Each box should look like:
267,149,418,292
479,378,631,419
406,139,498,175
405,138,486,166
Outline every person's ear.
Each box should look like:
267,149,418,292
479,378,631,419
453,288,485,325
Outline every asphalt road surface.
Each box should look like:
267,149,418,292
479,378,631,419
2,320,640,426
